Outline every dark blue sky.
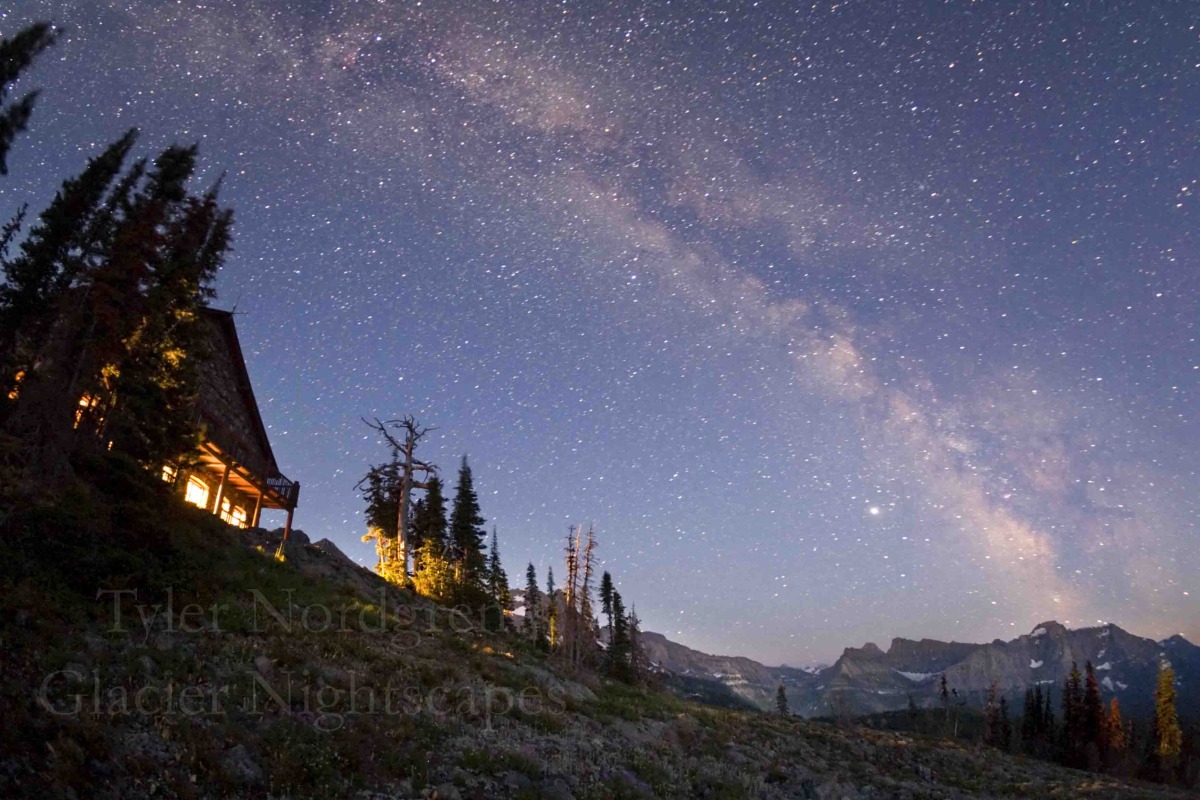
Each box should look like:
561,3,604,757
3,0,1197,663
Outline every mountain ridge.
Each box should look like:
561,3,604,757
648,620,1200,718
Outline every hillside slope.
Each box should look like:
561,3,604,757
0,472,1193,799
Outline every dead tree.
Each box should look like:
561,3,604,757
561,525,580,668
358,416,435,582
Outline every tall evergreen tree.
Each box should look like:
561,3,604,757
998,696,1012,751
0,130,137,412
984,682,1000,746
6,140,231,476
545,566,557,648
486,527,511,612
1062,663,1085,766
607,589,630,680
600,570,614,639
1107,698,1126,754
1083,661,1106,759
1022,688,1039,752
776,684,790,716
1154,664,1183,762
524,562,546,647
1043,685,1055,743
411,475,447,563
627,604,646,683
448,455,487,598
0,21,57,174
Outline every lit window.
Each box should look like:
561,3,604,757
230,505,247,528
74,394,102,429
184,476,209,509
161,464,178,483
6,369,24,400
219,496,232,523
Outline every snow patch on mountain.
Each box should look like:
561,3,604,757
894,670,937,683
1030,659,1044,669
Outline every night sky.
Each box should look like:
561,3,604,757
4,1,1197,666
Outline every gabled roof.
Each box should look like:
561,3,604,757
197,307,280,480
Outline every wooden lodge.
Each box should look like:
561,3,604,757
162,308,299,534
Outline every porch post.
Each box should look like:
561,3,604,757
251,491,264,528
211,462,231,516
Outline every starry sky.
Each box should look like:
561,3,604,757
3,0,1198,665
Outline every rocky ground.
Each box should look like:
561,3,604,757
1,507,1194,799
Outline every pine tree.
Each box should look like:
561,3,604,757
358,456,403,581
411,539,455,604
1107,697,1126,753
483,527,511,629
600,570,615,640
607,589,630,680
1083,661,1106,760
0,21,57,174
939,674,951,731
545,566,557,649
627,604,646,683
412,475,447,564
776,684,790,716
1154,664,1183,761
0,130,137,413
5,140,231,476
448,455,487,601
999,696,1012,751
984,682,1000,746
523,562,545,647
1043,685,1056,744
1062,662,1084,766
1021,688,1039,752
100,181,232,465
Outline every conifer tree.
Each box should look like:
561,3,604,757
1021,688,1039,752
411,539,455,604
0,21,57,174
1043,685,1055,743
1154,664,1183,762
6,140,231,476
600,570,614,640
545,566,557,648
1083,661,1106,759
448,455,487,599
776,684,790,716
0,130,137,413
999,696,1012,751
1107,697,1126,754
939,674,950,730
483,527,511,629
524,562,545,646
607,589,630,680
1062,662,1084,766
412,475,447,565
984,682,1000,746
628,604,646,683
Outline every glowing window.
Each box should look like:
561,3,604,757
6,369,24,400
161,464,178,483
73,394,101,429
230,505,247,528
218,496,232,523
184,476,209,509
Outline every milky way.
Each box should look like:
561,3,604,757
3,1,1197,664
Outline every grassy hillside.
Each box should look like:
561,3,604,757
1,456,1195,799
